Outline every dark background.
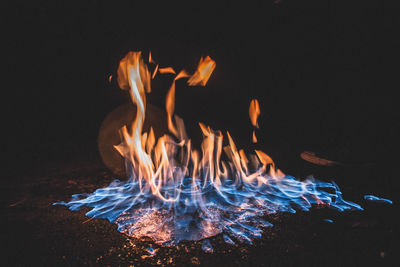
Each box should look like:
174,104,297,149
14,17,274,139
4,1,398,175
2,1,399,265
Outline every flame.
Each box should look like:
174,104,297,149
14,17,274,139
149,51,155,64
56,51,364,246
117,51,151,94
151,65,159,79
249,99,260,128
249,99,260,143
165,80,178,137
159,67,176,74
187,56,216,86
252,130,258,143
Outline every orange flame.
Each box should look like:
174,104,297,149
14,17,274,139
115,51,283,202
252,130,258,143
159,67,176,74
249,99,260,128
149,51,156,64
166,80,178,137
188,56,216,86
152,65,159,79
117,51,151,93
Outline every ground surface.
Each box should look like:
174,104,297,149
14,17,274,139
2,150,398,267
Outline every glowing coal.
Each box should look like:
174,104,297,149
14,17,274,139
56,51,364,245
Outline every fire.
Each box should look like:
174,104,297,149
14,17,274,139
249,99,260,128
158,67,176,74
249,99,260,143
56,51,363,246
187,56,216,86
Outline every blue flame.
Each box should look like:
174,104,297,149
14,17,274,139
55,172,362,245
364,195,393,204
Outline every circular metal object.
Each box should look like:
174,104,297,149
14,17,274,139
98,103,168,176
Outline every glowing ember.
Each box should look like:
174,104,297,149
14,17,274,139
55,51,365,245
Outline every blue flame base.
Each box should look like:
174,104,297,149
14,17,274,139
55,175,362,245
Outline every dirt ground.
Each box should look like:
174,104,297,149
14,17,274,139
2,151,397,266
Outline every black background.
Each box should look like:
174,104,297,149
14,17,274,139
4,1,398,175
2,1,399,265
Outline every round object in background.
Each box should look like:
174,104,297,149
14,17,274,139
98,102,168,177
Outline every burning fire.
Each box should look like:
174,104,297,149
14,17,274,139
56,51,363,246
